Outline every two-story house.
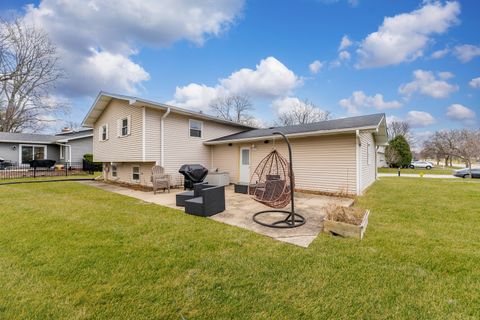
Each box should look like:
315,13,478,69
82,92,388,195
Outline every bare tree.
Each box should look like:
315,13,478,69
387,120,411,141
210,94,254,125
0,19,64,132
275,99,330,126
446,129,480,177
423,129,480,176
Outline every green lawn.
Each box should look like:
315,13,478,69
378,167,460,175
0,178,479,319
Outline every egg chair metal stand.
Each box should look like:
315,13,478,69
251,132,306,228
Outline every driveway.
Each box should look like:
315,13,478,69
79,181,354,247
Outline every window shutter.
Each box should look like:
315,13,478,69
105,124,109,140
127,115,131,135
98,126,102,141
117,119,121,137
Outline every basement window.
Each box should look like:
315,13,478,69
132,166,140,181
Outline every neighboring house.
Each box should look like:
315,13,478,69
377,145,387,168
83,92,388,195
0,129,93,165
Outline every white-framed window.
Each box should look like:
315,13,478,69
99,124,109,141
189,119,202,138
60,145,65,159
367,142,371,165
118,116,131,137
112,163,118,178
19,145,47,164
132,166,140,181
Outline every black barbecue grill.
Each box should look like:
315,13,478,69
179,164,209,190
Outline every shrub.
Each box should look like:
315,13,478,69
387,135,412,167
82,154,102,172
83,154,93,163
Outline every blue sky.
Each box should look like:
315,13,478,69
2,0,479,141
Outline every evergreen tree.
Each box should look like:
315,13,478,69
386,135,412,167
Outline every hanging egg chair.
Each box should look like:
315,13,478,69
250,132,306,228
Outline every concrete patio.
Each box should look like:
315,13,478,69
80,181,354,247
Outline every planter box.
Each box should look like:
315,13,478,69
323,210,370,240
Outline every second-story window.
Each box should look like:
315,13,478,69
118,116,131,137
189,119,202,138
100,124,108,141
121,118,128,136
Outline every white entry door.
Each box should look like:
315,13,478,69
239,147,250,182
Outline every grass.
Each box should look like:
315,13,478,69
0,178,479,319
378,167,461,175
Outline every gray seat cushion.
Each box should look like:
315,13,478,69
185,197,203,204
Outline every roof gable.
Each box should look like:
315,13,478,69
82,91,256,129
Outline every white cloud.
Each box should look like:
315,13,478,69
453,44,480,62
399,70,458,99
356,1,460,68
339,50,351,60
469,77,480,88
386,115,402,125
446,104,476,120
339,35,353,51
272,97,305,114
406,111,436,127
339,91,402,114
75,48,150,94
431,48,450,59
169,83,224,111
23,0,244,96
438,71,454,80
219,57,301,98
170,57,301,111
330,49,351,68
309,60,323,74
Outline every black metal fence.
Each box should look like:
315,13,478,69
0,160,99,180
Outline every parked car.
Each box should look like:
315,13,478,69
409,161,434,170
0,158,13,170
453,168,480,179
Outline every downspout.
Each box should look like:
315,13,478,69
160,107,171,167
356,130,361,196
142,107,146,162
67,144,72,163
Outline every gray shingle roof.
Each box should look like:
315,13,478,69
0,132,58,144
207,113,385,143
55,128,93,139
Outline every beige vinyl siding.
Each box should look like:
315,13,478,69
212,133,357,195
93,99,143,162
211,144,240,183
163,113,244,186
104,162,155,186
359,131,376,192
144,107,162,161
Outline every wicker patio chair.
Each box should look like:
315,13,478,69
151,165,171,194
